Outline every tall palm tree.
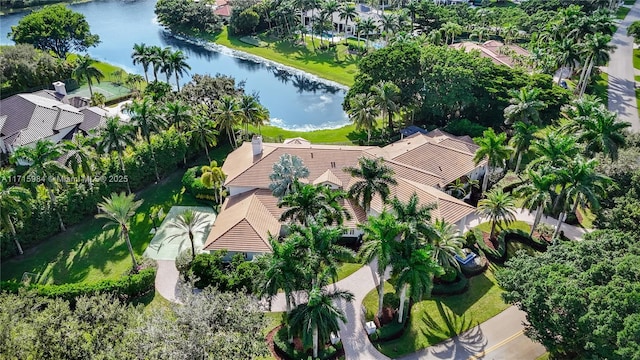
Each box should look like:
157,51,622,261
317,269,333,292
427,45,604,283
126,98,166,183
213,95,241,149
528,130,580,171
61,133,100,186
278,182,350,226
201,161,226,204
474,128,513,192
166,209,208,260
477,189,517,240
0,170,31,255
164,100,192,133
576,33,615,96
552,156,610,239
347,93,379,145
431,219,464,272
509,121,538,173
188,111,219,163
561,96,630,161
72,54,104,99
390,193,437,246
95,192,143,271
442,22,463,44
166,50,191,91
358,17,378,48
516,169,555,237
393,247,443,323
469,27,489,42
11,140,71,232
269,153,310,198
288,287,354,358
238,95,262,140
131,43,152,83
97,116,136,194
380,13,398,41
553,37,580,84
358,211,404,318
344,156,397,213
370,81,400,133
503,87,546,126
338,3,357,43
258,235,302,312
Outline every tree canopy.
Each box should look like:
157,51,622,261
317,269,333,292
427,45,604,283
497,230,640,359
9,5,100,58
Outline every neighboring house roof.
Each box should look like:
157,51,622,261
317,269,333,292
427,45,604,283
400,125,428,138
213,0,231,17
0,94,84,147
370,178,476,225
283,137,311,145
450,40,530,68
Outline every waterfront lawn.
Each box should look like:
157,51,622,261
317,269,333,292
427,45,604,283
251,123,360,144
67,53,130,83
363,265,509,357
0,146,230,284
209,27,358,86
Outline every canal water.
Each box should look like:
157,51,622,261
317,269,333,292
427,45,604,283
0,0,350,131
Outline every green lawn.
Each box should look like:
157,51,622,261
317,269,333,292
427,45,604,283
336,262,363,281
617,6,631,19
363,265,509,357
66,53,130,83
592,72,608,103
206,27,358,86
251,123,361,144
476,220,531,234
1,146,231,284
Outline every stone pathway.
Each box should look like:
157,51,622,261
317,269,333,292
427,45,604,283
156,208,590,359
607,0,640,131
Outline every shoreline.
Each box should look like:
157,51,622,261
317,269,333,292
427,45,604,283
0,0,92,15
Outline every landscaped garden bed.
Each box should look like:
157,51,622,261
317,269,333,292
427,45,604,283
272,326,344,360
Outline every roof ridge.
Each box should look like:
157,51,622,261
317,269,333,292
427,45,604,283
422,140,476,157
384,158,444,179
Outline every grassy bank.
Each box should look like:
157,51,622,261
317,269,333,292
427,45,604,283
252,123,361,144
205,27,358,87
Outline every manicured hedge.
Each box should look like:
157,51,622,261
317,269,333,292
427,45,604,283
181,167,217,202
370,320,406,343
432,273,470,296
273,326,343,360
469,228,548,264
0,268,156,303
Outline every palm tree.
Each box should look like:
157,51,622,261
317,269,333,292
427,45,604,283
131,43,152,83
238,95,262,140
166,209,208,260
213,95,241,149
477,189,517,240
61,133,100,186
516,169,555,237
188,111,219,163
358,211,404,318
393,247,443,323
442,22,463,44
278,182,350,226
11,140,71,232
431,219,464,272
469,27,489,42
509,121,538,173
380,13,398,41
344,156,397,213
258,235,302,312
528,130,580,171
126,98,166,183
164,100,192,133
0,170,31,254
370,81,400,133
288,287,354,358
269,153,310,198
390,193,437,246
166,50,191,91
338,3,357,43
561,96,630,161
95,192,143,271
201,161,226,204
473,128,513,192
576,33,615,96
358,17,378,48
347,93,379,144
503,87,546,126
72,54,104,99
553,38,580,84
552,157,610,239
97,116,136,194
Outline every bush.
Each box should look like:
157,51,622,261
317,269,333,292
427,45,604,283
432,273,469,295
370,319,406,343
175,248,194,277
0,268,156,303
273,326,342,360
444,118,488,138
182,166,217,202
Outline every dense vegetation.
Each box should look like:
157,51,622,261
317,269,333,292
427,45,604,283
155,0,223,34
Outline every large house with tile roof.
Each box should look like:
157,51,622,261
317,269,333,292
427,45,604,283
202,130,486,260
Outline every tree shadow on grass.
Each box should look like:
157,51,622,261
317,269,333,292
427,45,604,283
436,273,493,316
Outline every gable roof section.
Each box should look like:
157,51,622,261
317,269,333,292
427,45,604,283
370,178,476,225
79,107,109,132
313,169,343,187
203,190,280,253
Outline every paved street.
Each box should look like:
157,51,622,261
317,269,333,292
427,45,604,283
608,2,640,130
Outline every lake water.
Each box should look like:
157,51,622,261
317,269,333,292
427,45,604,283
0,0,350,131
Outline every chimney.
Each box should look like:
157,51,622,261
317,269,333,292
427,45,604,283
251,135,263,156
52,81,67,96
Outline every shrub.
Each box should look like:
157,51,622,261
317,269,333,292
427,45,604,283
189,251,228,290
370,319,406,343
432,273,469,296
444,118,487,138
175,248,194,277
0,268,156,303
273,326,342,360
182,166,217,201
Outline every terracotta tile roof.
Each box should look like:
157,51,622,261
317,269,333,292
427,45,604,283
223,142,375,188
370,178,476,225
313,169,343,187
283,137,311,145
203,190,281,253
